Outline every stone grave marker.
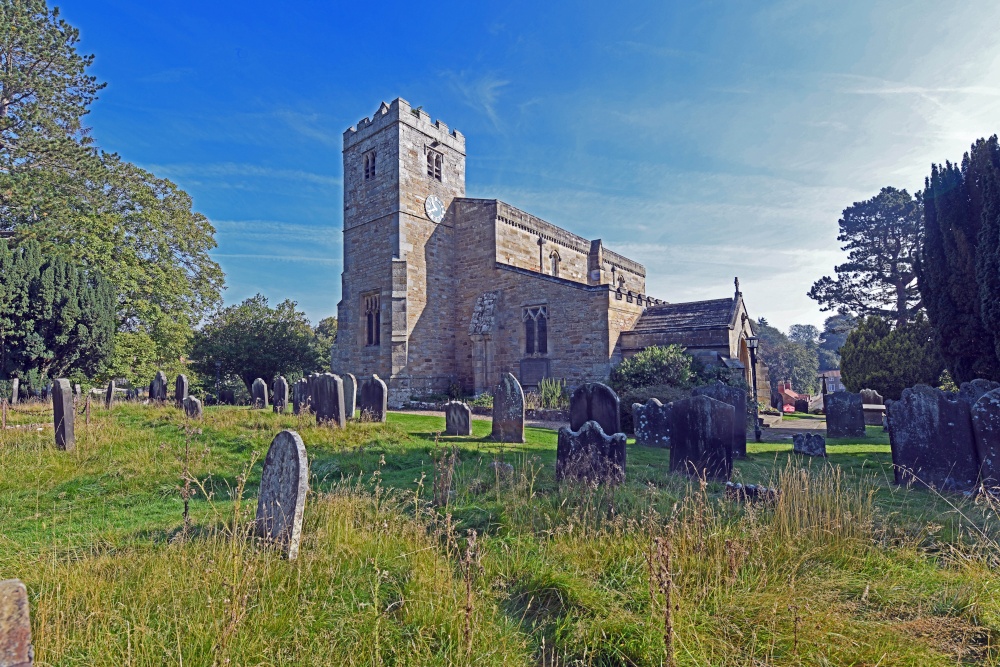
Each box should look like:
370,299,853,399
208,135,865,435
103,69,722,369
887,384,979,491
251,378,269,409
693,380,747,457
825,391,865,438
971,388,1000,489
105,380,115,409
175,374,189,406
358,375,388,422
52,378,74,451
793,433,826,457
860,388,883,405
793,398,808,413
444,401,473,436
0,578,33,667
669,395,733,482
491,372,525,443
341,373,357,419
311,373,346,427
9,378,17,406
272,376,289,414
255,429,308,560
151,371,168,402
293,378,309,414
633,398,671,447
183,396,203,420
556,420,627,484
219,389,235,405
569,382,621,435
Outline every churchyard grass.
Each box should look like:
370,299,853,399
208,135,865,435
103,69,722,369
1,405,998,665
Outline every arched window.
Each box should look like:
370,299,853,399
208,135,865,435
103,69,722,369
523,306,548,355
363,292,380,346
427,151,442,181
364,150,377,180
549,250,560,277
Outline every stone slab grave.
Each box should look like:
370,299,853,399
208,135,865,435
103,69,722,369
251,378,269,409
150,370,168,402
633,398,671,447
341,373,357,419
272,376,289,414
971,388,1000,489
887,384,979,491
825,391,865,438
444,400,473,436
183,396,203,420
358,375,388,422
255,430,308,560
52,378,75,451
175,374,189,407
105,380,115,409
794,398,808,413
793,432,826,457
569,382,621,435
9,377,17,406
311,373,346,427
669,395,733,482
693,380,747,458
555,420,627,484
0,578,33,667
491,372,525,443
293,378,309,414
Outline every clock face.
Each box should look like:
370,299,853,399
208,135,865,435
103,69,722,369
424,194,445,223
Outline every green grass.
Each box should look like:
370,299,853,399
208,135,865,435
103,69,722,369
1,402,999,665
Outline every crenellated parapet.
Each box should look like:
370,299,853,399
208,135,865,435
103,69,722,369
343,98,465,154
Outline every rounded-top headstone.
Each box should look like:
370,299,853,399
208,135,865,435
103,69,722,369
444,400,473,436
311,373,346,427
556,420,627,484
341,373,357,419
251,378,269,409
272,376,289,414
255,429,308,560
175,374,189,406
183,396,203,420
358,375,388,423
491,372,525,443
569,382,621,435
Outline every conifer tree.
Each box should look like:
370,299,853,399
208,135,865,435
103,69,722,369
839,315,942,400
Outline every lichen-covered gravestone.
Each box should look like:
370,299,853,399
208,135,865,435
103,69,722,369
183,396,203,420
887,384,979,491
9,378,17,406
341,373,357,419
175,374,189,407
556,420,627,484
693,380,747,458
52,378,75,451
255,430,308,560
0,578,33,667
293,378,309,414
358,375,388,422
311,373,346,427
860,389,884,405
491,372,525,443
669,395,733,482
272,376,289,414
633,398,671,447
251,378,269,409
959,379,1000,404
971,388,1000,489
793,433,826,457
825,391,865,438
444,401,473,436
569,382,621,435
105,380,115,409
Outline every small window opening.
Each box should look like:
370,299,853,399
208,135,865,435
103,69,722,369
364,292,381,346
549,250,560,277
427,151,442,181
364,150,377,181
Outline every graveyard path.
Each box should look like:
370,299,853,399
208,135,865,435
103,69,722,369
760,414,827,442
390,408,564,431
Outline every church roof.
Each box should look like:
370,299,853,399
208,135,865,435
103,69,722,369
630,298,737,333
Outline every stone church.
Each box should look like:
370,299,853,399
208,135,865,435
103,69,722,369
331,99,759,406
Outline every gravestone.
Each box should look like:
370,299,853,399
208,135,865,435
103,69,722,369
151,371,168,401
0,578,33,667
793,433,826,457
341,373,357,419
52,378,74,451
219,389,235,406
971,388,1000,489
633,398,671,447
293,378,309,414
860,388,883,405
555,420,627,484
183,396,203,420
669,395,733,482
569,382,621,435
825,391,865,438
272,376,289,414
9,378,17,406
255,430,308,560
105,380,115,409
959,379,1000,405
793,398,808,413
693,380,747,457
251,378,269,409
73,384,81,403
358,375,388,422
175,374,189,406
444,401,473,436
311,373,346,427
887,384,979,491
491,372,525,443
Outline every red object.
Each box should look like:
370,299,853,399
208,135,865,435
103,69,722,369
782,404,794,413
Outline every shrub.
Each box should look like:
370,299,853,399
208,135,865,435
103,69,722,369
538,377,568,409
609,345,693,394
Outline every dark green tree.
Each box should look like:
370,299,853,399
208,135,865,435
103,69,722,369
313,316,338,368
839,315,943,400
809,187,923,327
816,313,856,371
190,295,324,392
756,318,819,394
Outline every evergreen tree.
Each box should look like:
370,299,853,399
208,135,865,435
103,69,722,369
840,315,943,400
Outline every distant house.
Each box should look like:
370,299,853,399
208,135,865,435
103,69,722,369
819,370,843,393
776,380,804,408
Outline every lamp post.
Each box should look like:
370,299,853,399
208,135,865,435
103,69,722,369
746,336,762,442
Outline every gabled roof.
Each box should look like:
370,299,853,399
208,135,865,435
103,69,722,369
630,298,737,333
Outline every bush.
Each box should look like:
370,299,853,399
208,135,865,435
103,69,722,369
609,345,693,394
538,377,568,409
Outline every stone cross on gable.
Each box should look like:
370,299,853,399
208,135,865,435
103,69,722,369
734,276,741,297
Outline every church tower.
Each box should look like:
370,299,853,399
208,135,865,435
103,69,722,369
332,99,466,405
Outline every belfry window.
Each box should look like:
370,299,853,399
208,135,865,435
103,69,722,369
523,306,548,355
549,250,561,277
427,151,442,181
363,292,381,346
364,150,377,181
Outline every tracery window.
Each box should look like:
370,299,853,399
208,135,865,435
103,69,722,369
427,151,442,181
363,292,381,346
523,306,548,355
364,150,377,180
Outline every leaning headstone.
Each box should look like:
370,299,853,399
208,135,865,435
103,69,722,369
358,375,388,422
9,378,17,406
556,420,627,484
311,373,346,427
793,433,826,457
175,374,189,407
341,373,357,419
255,430,308,560
292,378,309,414
860,388,884,405
444,401,473,436
825,391,865,438
793,398,808,413
971,388,1000,489
491,372,525,443
182,396,203,420
669,395,733,482
633,398,671,447
104,380,115,409
959,379,1000,405
0,578,33,667
569,382,621,435
693,380,747,458
251,378,269,409
887,384,979,491
272,376,289,414
52,378,74,451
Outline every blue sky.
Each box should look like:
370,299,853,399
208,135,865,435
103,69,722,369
62,0,1000,332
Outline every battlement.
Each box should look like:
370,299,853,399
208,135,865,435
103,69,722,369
343,98,465,153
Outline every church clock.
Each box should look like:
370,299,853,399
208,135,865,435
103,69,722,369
424,194,445,223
